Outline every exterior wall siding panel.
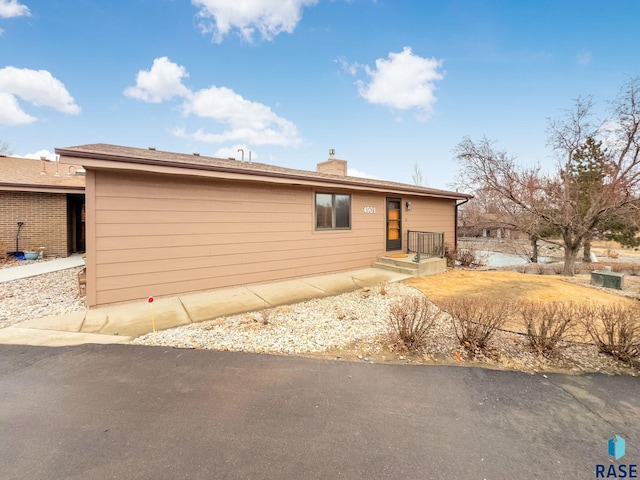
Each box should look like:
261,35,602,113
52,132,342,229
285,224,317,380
91,171,393,307
95,256,372,306
89,170,458,307
402,196,456,250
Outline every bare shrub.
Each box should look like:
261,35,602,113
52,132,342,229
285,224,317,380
552,264,564,275
444,244,456,268
379,281,388,296
457,247,486,267
577,262,599,274
438,297,511,352
534,263,548,275
258,309,272,325
519,301,578,357
607,249,620,259
609,262,640,276
514,264,529,274
388,295,442,352
582,303,640,364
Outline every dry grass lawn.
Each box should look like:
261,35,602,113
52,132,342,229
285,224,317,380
405,270,637,337
406,270,635,304
591,239,640,258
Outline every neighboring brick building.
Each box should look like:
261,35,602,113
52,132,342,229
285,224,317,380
0,156,85,257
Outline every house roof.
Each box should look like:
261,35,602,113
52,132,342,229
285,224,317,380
0,156,85,193
56,143,472,201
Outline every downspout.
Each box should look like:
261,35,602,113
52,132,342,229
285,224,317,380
454,198,469,251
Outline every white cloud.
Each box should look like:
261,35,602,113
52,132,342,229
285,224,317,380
357,46,444,118
127,57,301,147
0,91,36,124
347,167,380,180
123,56,191,103
192,0,317,43
334,56,362,76
181,85,300,146
213,144,257,160
22,149,56,160
0,66,80,125
0,0,30,18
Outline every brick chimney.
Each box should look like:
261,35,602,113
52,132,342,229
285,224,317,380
317,158,347,176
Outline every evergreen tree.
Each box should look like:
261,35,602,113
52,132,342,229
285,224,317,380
569,137,608,261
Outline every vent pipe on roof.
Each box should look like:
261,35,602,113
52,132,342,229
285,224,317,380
54,155,60,176
237,148,245,162
249,151,252,163
40,156,46,175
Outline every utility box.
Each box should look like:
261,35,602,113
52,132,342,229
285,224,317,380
591,266,624,290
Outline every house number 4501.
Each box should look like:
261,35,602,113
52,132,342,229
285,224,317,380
363,206,376,214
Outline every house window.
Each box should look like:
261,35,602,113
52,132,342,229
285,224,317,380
315,193,351,230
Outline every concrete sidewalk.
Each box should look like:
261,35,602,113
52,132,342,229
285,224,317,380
0,254,85,283
0,268,410,347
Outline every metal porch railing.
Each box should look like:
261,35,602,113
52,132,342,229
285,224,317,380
407,230,444,262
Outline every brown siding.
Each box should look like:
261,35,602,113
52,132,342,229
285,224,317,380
402,196,457,250
85,170,98,307
91,171,389,306
0,191,69,257
89,171,458,307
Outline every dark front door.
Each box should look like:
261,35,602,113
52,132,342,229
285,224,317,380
67,194,86,254
386,198,402,251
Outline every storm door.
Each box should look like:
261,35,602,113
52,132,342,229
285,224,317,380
386,198,402,251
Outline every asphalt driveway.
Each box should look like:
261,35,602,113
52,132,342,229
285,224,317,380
0,344,637,479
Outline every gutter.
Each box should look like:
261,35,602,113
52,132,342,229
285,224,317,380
454,197,471,251
0,183,85,192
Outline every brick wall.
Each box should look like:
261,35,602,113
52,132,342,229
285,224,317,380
0,191,69,257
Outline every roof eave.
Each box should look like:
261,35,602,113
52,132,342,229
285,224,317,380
0,183,85,193
56,147,471,200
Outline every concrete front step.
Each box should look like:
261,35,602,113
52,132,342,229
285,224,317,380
374,256,447,277
373,261,418,277
375,256,416,268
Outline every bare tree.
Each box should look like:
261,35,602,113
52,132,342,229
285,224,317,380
412,163,424,186
454,77,640,276
0,139,12,156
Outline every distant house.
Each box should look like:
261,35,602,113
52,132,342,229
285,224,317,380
0,156,85,257
458,212,527,240
56,144,471,308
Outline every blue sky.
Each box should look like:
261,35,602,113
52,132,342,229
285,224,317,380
1,0,639,189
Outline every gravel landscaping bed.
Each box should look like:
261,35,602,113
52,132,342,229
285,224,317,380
1,259,636,375
134,281,638,376
0,267,87,329
134,282,419,354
